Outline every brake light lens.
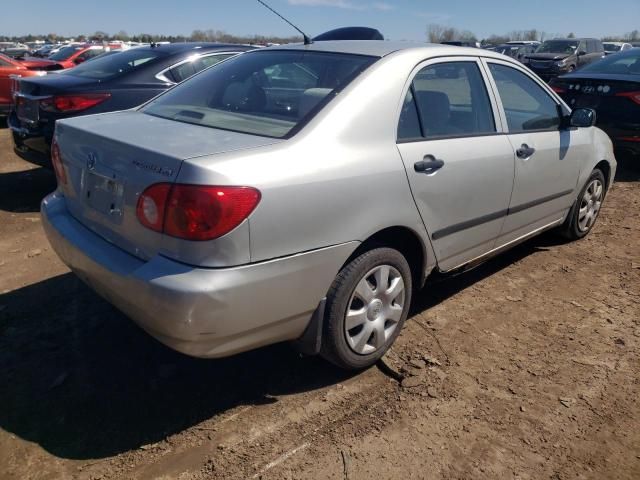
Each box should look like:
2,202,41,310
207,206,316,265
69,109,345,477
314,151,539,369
41,93,111,113
615,91,640,105
551,85,566,94
50,138,67,185
136,184,261,241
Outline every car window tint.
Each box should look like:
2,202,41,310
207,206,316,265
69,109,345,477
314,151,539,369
409,61,495,139
193,53,235,72
489,63,560,132
397,89,422,140
168,62,197,83
580,50,640,74
143,50,376,138
62,48,164,79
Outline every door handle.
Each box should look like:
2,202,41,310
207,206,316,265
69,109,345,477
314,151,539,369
516,144,536,159
414,155,445,173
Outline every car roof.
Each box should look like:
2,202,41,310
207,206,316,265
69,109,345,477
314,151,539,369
266,40,500,59
131,42,251,54
549,38,598,41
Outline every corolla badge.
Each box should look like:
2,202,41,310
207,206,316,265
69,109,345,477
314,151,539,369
132,159,174,177
87,152,97,170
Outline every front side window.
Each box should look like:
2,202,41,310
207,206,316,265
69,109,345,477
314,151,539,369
398,61,495,141
143,50,376,138
488,63,560,132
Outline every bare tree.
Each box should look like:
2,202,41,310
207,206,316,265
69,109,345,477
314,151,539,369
427,24,446,43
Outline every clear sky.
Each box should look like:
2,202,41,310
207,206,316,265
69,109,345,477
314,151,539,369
2,0,638,41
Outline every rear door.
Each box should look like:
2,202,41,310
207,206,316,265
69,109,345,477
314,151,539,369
484,60,581,245
396,58,515,271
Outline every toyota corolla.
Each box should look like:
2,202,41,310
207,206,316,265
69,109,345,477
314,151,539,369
42,41,616,370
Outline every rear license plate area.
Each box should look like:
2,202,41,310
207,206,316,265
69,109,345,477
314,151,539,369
82,169,125,223
16,97,39,124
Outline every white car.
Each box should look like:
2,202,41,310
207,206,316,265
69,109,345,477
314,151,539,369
603,42,633,55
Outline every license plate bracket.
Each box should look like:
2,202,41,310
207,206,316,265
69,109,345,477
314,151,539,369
16,96,39,124
83,169,125,223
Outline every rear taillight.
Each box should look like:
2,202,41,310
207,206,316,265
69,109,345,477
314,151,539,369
50,138,67,185
136,183,171,232
615,91,640,105
136,184,261,241
618,136,640,142
41,93,111,113
551,85,566,94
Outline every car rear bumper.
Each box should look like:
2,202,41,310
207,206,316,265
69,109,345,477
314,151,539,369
8,111,52,166
41,192,357,358
597,125,640,158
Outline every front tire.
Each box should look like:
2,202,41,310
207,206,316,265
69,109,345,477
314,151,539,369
320,247,412,370
560,168,606,240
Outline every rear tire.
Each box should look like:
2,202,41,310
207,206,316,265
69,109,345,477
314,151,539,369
559,168,606,240
320,247,412,370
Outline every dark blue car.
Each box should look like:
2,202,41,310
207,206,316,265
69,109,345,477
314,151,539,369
9,42,253,167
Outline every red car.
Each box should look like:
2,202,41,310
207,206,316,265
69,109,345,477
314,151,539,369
42,44,112,70
0,53,47,115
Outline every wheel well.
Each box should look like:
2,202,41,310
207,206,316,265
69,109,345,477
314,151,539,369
343,227,426,288
595,160,611,190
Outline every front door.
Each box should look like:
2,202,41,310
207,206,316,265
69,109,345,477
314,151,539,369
484,60,581,245
396,58,515,271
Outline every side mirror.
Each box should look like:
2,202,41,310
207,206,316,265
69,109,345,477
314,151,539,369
74,57,85,64
577,50,587,56
570,108,596,128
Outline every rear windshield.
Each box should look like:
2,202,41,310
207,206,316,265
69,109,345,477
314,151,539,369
536,40,579,54
49,46,83,61
143,50,377,138
579,50,640,75
61,48,165,79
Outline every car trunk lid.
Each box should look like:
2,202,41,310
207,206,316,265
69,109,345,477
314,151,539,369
55,110,282,261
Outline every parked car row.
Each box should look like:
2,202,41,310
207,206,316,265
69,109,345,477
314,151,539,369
9,43,253,166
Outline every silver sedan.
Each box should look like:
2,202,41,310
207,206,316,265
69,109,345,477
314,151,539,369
42,41,616,370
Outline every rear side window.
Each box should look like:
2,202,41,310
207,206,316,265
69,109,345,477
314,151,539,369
488,63,560,132
398,61,496,141
167,61,196,83
167,53,237,83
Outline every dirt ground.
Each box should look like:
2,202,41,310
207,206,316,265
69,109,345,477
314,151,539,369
0,122,639,480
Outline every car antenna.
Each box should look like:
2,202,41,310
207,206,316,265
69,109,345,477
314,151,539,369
255,0,313,45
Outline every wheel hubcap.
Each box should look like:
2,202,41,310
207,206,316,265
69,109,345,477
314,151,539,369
577,179,603,232
344,265,405,355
